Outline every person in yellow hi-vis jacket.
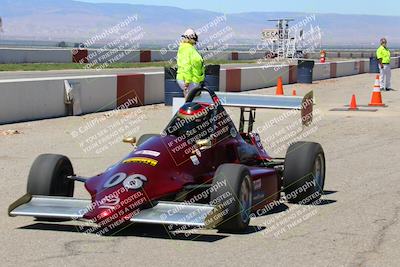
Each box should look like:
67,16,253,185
176,28,205,97
376,38,391,91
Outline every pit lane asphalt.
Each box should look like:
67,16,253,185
1,70,399,267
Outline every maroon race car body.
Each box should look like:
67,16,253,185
9,87,325,233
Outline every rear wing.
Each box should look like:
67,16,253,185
193,91,314,126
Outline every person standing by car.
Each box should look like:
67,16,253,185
176,28,205,97
376,38,391,91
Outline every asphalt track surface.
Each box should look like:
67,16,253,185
0,63,258,80
1,70,399,266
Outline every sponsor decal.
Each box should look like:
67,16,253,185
190,155,200,166
134,150,160,157
123,157,158,166
253,179,262,190
123,174,147,190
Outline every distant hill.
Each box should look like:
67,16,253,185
0,0,399,48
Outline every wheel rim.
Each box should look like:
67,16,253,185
240,175,252,223
53,163,73,196
314,153,325,193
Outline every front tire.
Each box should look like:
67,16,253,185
27,154,74,197
210,164,253,232
283,142,325,203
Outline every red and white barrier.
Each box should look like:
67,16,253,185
1,57,399,124
2,47,396,64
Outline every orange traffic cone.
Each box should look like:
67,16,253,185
276,76,284,95
349,94,358,110
369,75,385,106
292,89,297,96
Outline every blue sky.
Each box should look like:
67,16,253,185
81,0,400,16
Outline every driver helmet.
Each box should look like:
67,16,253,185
177,102,210,122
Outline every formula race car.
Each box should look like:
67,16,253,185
8,86,325,233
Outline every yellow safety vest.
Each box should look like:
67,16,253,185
376,45,391,64
177,43,205,84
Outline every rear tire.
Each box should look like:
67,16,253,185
27,154,74,197
283,142,325,204
210,164,253,232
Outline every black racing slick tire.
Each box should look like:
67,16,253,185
137,134,160,146
210,164,253,232
27,154,74,197
283,142,326,204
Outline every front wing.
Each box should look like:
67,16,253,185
8,194,222,228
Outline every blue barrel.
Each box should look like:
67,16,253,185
297,60,315,84
369,57,380,73
204,65,220,92
164,67,183,106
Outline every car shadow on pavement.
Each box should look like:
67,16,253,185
216,226,267,235
253,202,290,218
313,199,337,205
19,222,229,242
323,190,337,195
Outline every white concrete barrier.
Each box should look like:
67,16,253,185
307,51,378,59
219,69,226,92
87,49,141,64
144,72,164,104
68,75,117,113
313,62,331,80
339,52,353,58
151,50,176,62
350,52,362,58
203,51,230,61
240,65,289,92
0,75,118,124
237,51,266,60
362,59,370,73
390,57,399,69
336,61,360,77
0,78,66,124
0,48,72,64
326,52,339,58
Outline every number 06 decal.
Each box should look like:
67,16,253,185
104,172,127,188
103,172,147,190
123,174,147,190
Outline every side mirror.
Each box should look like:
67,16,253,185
196,138,212,150
123,136,137,146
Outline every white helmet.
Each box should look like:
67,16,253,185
182,28,198,42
